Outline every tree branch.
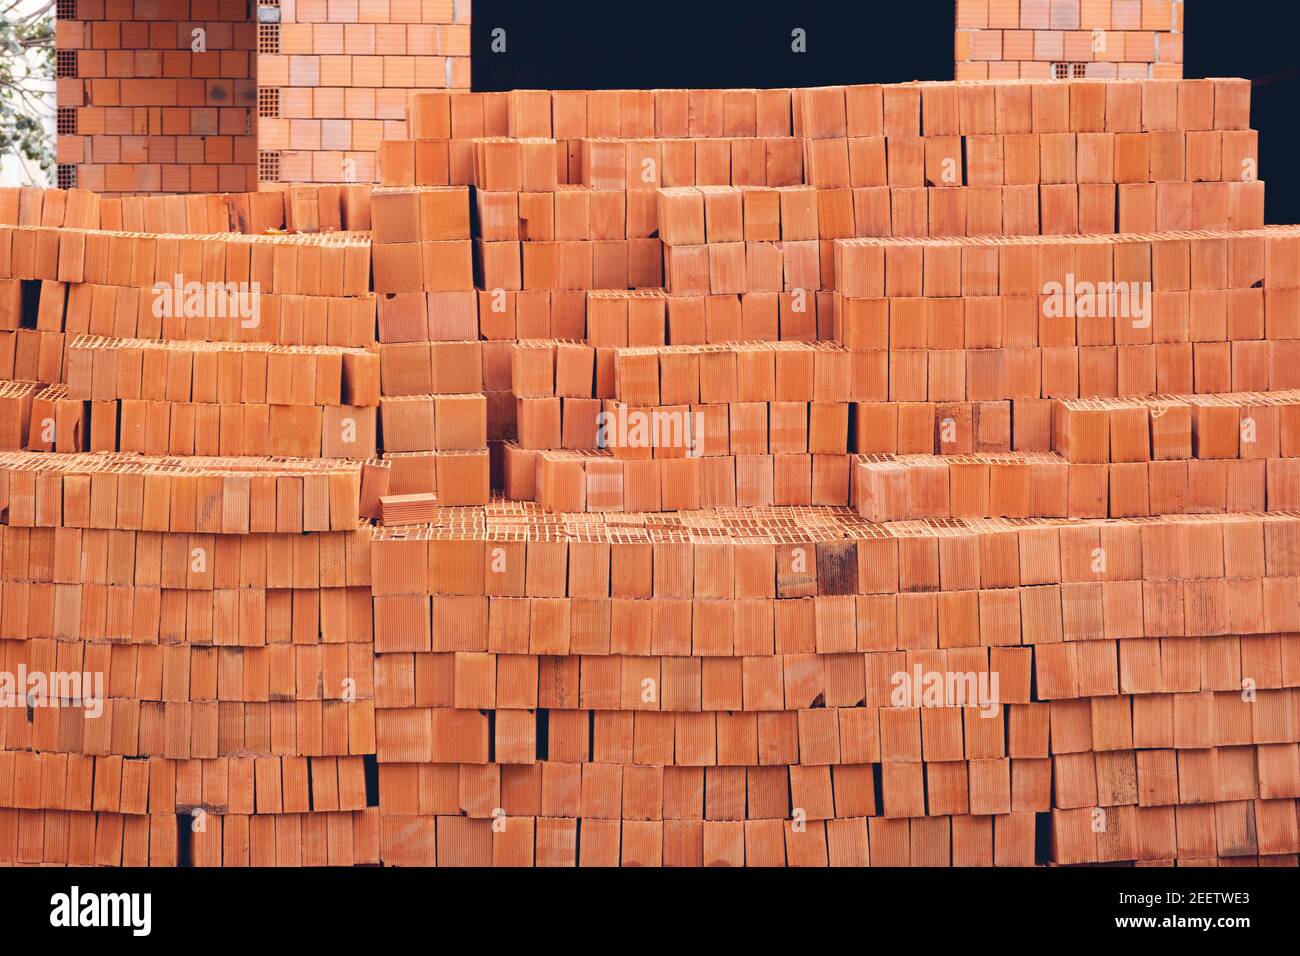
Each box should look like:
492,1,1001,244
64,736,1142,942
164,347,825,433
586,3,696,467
0,78,54,116
6,0,54,20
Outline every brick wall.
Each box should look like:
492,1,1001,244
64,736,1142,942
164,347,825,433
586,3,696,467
956,0,1185,80
54,0,470,193
254,0,471,186
55,0,258,194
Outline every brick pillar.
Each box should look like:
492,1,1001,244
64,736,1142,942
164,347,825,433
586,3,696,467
55,0,258,195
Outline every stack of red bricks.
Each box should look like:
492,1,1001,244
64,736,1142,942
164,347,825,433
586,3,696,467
0,177,389,863
88,184,375,235
370,185,490,504
369,505,1300,865
0,183,372,237
0,445,377,864
359,75,1300,866
0,189,376,456
380,78,1261,335
3,74,1300,867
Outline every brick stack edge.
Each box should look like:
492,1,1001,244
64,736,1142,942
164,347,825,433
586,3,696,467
9,70,1300,866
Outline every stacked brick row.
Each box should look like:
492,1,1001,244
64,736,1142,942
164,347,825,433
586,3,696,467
354,75,1300,865
0,184,372,236
0,213,377,408
0,448,376,864
365,504,1300,865
6,73,1300,867
0,177,387,862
